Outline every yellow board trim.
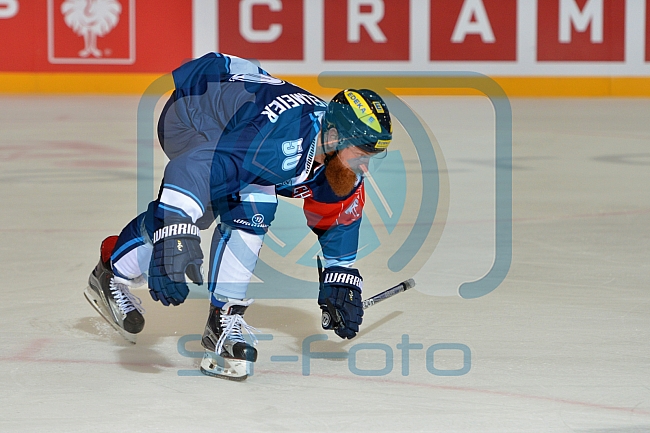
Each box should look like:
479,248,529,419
3,73,650,97
0,73,169,95
288,76,650,98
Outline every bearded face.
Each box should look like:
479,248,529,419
321,127,374,197
325,151,358,197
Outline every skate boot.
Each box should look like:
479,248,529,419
200,299,258,381
84,236,145,344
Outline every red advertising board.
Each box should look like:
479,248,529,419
0,0,192,72
430,0,517,61
218,0,303,60
0,1,645,76
324,0,409,61
537,0,625,61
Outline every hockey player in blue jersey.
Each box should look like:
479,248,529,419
85,52,392,380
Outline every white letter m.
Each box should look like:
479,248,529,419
559,0,603,44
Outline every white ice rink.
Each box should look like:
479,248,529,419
1,95,649,432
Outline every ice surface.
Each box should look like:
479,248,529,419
0,95,649,432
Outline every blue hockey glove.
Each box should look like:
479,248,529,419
318,266,363,339
148,220,203,306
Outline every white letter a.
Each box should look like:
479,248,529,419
451,0,495,44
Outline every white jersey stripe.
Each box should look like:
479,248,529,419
160,187,204,222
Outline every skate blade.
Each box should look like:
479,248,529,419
200,352,250,381
84,286,137,344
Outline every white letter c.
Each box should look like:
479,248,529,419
240,0,283,43
0,0,19,19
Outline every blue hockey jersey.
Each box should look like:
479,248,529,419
157,52,364,267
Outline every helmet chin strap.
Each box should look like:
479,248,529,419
324,152,336,166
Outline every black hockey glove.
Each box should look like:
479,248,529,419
318,266,364,339
148,219,203,306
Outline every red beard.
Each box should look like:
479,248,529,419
325,152,358,197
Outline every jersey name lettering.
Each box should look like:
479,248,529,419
261,93,327,123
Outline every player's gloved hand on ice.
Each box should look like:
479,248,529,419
148,217,203,306
318,266,363,339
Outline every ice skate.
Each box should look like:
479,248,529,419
84,236,145,344
200,299,258,381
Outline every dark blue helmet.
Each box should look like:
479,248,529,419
325,89,392,154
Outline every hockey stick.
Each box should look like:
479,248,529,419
361,278,416,309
